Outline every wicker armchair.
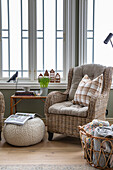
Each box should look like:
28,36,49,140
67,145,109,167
0,92,5,140
44,64,113,140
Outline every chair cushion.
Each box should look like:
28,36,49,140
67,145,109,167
73,74,103,106
69,64,105,100
48,101,88,117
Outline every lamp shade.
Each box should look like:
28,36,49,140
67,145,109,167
104,33,113,44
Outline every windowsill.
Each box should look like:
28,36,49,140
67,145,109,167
0,81,67,90
1,82,113,90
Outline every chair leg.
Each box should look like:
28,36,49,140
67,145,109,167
0,131,1,141
48,131,54,141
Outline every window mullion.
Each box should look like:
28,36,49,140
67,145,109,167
7,0,10,77
92,0,95,64
29,0,36,81
43,0,44,74
21,0,23,77
0,0,2,79
63,0,66,80
55,0,57,73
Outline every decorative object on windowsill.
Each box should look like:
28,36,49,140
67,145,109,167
7,71,18,93
55,73,60,83
104,33,113,47
38,76,50,96
44,70,49,77
50,69,55,83
38,73,43,78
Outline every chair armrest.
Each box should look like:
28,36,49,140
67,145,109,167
88,93,109,119
44,91,68,115
0,92,5,131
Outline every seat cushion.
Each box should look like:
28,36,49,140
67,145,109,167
48,101,88,117
73,74,103,106
69,64,105,100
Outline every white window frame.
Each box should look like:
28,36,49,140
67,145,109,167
0,0,77,89
79,0,87,66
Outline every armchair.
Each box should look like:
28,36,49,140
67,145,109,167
0,92,5,140
44,64,113,140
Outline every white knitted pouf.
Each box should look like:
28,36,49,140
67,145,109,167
3,118,45,146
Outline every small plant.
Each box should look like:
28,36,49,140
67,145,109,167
38,76,50,88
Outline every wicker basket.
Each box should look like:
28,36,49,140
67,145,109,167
79,125,113,169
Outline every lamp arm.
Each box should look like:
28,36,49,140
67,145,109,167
110,39,113,48
16,77,18,92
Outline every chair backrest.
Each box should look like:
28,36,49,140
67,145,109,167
68,64,112,100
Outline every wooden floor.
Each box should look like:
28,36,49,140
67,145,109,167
0,132,86,165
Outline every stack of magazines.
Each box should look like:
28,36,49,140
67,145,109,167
4,113,35,125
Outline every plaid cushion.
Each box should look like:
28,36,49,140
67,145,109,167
73,74,103,106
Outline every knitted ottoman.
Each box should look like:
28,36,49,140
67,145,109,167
3,118,45,146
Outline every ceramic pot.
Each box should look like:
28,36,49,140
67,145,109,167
40,87,48,96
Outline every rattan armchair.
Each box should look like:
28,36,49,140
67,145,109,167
0,92,5,140
44,64,113,140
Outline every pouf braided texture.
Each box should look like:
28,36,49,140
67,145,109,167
3,118,45,146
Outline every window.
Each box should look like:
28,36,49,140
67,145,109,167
0,0,64,81
87,0,113,66
0,0,29,78
36,0,63,78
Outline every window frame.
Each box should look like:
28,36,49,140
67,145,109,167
0,0,66,83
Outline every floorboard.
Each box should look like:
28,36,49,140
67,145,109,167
0,132,86,165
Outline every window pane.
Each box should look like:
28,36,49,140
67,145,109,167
37,31,43,38
57,39,63,70
57,31,63,38
44,0,55,70
57,0,63,30
37,39,43,70
22,0,28,30
23,39,28,70
87,39,93,64
3,72,8,77
87,0,93,30
37,0,43,30
94,0,113,66
1,0,8,29
23,72,28,78
2,31,8,38
87,31,93,38
9,0,21,70
2,39,8,70
23,31,28,38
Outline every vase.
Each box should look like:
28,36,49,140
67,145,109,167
40,87,48,96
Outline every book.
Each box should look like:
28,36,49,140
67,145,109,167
15,91,35,96
4,112,35,125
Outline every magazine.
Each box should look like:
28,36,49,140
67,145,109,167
4,112,35,125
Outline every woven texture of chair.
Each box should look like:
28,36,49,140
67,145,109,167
44,64,113,140
79,125,113,169
0,92,5,140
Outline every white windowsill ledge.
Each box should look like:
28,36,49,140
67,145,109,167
1,82,113,90
0,82,67,90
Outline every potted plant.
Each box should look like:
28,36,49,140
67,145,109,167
38,76,50,96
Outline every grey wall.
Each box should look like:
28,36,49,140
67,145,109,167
1,89,65,118
1,88,113,118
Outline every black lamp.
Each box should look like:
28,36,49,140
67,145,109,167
7,71,18,92
104,33,113,117
104,33,113,47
